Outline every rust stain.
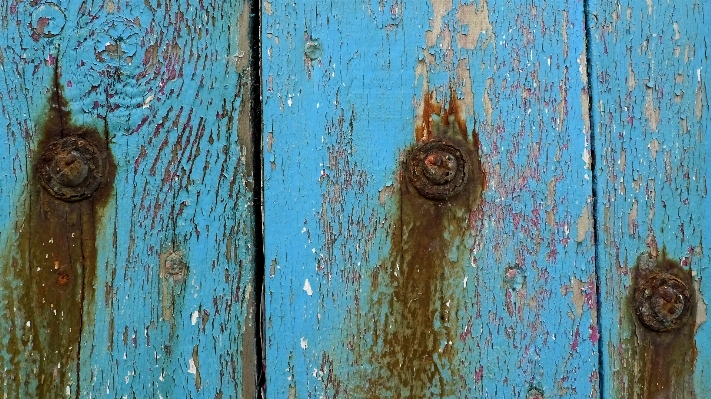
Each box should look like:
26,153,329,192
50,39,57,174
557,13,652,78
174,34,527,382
415,89,468,143
362,88,485,398
1,63,116,398
615,251,698,398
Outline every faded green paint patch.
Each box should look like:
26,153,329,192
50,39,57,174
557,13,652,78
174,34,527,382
0,65,116,398
359,91,485,398
614,251,697,399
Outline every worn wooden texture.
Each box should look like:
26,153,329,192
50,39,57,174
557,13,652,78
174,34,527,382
0,1,256,398
588,0,710,398
263,1,598,397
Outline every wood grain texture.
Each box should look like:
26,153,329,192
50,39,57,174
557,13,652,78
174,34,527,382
588,0,711,398
263,1,598,397
0,1,256,398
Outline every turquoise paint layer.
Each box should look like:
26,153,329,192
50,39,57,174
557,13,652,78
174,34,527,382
588,0,711,397
263,1,599,397
0,1,256,398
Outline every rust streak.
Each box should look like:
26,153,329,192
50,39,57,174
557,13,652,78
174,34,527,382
1,63,116,398
363,89,485,398
616,251,698,399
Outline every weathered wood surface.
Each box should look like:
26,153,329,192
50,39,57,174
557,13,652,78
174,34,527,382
263,1,598,397
588,0,710,398
0,1,256,398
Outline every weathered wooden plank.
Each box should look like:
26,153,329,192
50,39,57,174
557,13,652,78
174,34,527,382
0,1,256,397
588,1,710,398
263,1,598,397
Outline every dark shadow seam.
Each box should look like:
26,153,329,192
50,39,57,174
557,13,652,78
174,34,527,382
582,1,605,397
249,0,266,397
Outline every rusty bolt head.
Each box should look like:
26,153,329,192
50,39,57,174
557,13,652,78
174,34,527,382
37,137,105,202
634,272,692,332
527,388,544,399
408,140,467,200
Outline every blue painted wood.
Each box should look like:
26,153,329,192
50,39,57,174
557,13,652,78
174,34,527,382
0,1,256,398
588,0,711,397
263,1,599,397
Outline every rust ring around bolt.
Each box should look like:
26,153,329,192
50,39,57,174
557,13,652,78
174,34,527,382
37,136,106,202
408,140,467,200
634,272,692,332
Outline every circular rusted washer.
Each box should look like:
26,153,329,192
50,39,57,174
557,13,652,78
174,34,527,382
37,136,105,202
634,272,692,332
408,140,467,200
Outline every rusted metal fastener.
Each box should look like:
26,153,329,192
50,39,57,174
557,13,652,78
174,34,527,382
408,140,467,200
37,136,106,202
527,387,544,399
634,272,692,332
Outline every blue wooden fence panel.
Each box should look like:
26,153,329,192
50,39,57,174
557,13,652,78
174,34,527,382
588,0,711,397
263,1,599,397
0,1,256,398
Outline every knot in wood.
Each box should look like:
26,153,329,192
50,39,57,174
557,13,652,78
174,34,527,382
30,3,66,39
163,252,188,281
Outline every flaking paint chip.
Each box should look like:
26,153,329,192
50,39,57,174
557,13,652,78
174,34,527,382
303,279,313,296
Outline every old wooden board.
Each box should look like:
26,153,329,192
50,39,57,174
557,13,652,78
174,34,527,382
0,1,256,398
262,1,599,397
588,0,711,398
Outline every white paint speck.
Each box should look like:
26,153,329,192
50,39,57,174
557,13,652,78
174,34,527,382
300,337,308,349
582,148,592,169
26,321,30,327
303,279,313,296
143,94,154,109
188,359,197,374
463,277,468,288
191,311,199,325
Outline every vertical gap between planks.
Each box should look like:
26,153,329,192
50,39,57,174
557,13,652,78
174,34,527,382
582,0,605,396
249,0,266,396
